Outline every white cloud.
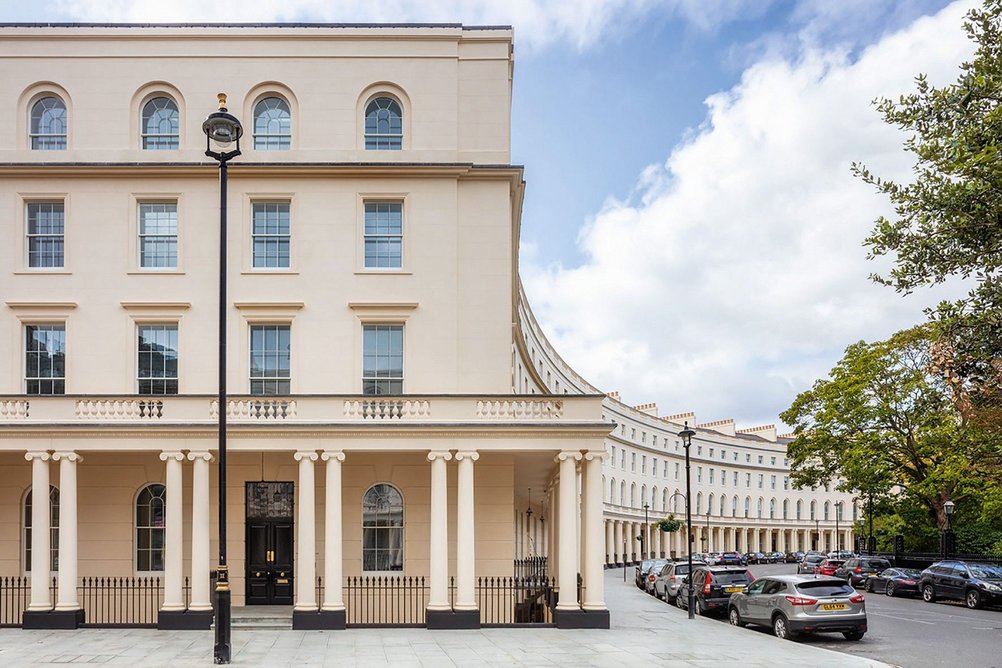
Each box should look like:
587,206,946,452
522,1,976,428
50,0,761,52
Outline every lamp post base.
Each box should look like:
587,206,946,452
553,608,610,629
213,588,231,664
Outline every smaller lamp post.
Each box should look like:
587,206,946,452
943,499,956,558
814,518,820,552
678,422,696,621
643,502,650,559
623,536,627,581
834,501,843,552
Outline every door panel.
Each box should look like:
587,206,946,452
245,482,295,605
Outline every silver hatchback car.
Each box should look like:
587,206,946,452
727,575,866,641
653,559,706,603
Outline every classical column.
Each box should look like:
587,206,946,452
26,452,52,612
555,451,581,611
577,462,584,575
321,451,345,614
605,519,614,565
160,451,185,612
52,452,81,615
294,451,318,612
426,451,452,613
187,452,213,612
581,452,607,617
613,520,623,564
549,480,559,580
454,451,479,621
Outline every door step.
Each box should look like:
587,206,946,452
222,606,294,631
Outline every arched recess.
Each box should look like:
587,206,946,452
130,82,186,150
355,81,412,151
242,81,299,150
362,482,404,572
22,484,59,573
135,483,166,573
18,81,72,151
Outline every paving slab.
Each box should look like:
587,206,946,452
0,570,890,667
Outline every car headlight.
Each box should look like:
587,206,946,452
983,582,1002,592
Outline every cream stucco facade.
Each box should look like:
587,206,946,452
0,23,851,632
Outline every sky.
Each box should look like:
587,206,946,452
1,0,977,428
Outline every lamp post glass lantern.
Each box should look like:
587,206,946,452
679,422,696,620
203,93,241,666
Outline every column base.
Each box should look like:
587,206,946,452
293,609,346,630
554,608,610,629
158,609,213,630
426,608,480,629
22,608,85,629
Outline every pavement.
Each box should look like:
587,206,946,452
0,569,890,667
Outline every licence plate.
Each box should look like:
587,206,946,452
725,586,743,593
820,603,847,611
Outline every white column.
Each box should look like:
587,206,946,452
160,451,185,611
294,450,318,611
52,451,81,611
605,520,614,565
582,452,606,611
549,480,559,580
321,450,345,611
556,450,581,611
26,451,52,611
427,451,452,610
187,452,213,611
455,451,478,611
614,520,623,563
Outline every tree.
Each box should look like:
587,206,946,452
781,327,998,530
852,0,1002,423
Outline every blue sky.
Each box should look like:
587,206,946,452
2,0,973,428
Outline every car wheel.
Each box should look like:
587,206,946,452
865,579,874,593
695,599,706,616
773,614,796,640
885,582,895,597
843,630,864,641
728,607,745,627
676,594,686,610
966,589,983,610
922,584,937,603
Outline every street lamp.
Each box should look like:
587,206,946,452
705,510,711,554
679,422,696,621
943,499,956,558
643,502,650,559
814,518,820,552
834,501,843,552
203,93,242,666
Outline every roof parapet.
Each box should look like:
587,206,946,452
607,391,621,402
662,411,695,427
737,424,777,442
633,402,657,417
697,418,736,436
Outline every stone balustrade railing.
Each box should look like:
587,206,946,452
0,394,603,424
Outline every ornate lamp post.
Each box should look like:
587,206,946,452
643,502,650,559
678,422,696,620
943,499,956,559
202,93,242,666
834,501,843,552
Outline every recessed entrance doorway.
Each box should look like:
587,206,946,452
245,481,295,605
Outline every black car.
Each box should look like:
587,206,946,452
835,557,893,587
865,567,923,597
717,551,747,566
784,552,802,563
919,560,1002,609
676,566,756,616
635,559,665,589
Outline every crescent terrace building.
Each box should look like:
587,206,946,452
0,23,853,632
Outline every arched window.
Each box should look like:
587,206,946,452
641,485,647,509
810,500,817,521
782,499,789,520
620,481,626,506
757,498,764,518
651,486,658,512
719,495,727,516
362,483,403,571
696,492,702,515
364,96,402,150
630,483,636,508
663,488,669,512
824,501,830,521
253,96,291,150
707,494,714,516
743,497,750,518
731,496,738,516
30,96,67,150
141,96,179,150
674,490,682,514
796,500,803,520
769,498,776,519
135,484,166,572
24,485,59,571
609,478,616,504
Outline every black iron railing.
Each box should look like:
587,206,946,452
78,576,164,627
478,576,555,625
513,557,547,579
344,575,428,627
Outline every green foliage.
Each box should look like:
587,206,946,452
782,326,999,530
852,0,1002,418
658,515,682,533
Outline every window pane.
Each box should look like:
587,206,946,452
141,97,179,150
364,97,402,150
27,202,65,268
252,203,291,268
249,325,291,395
30,97,67,150
25,325,65,395
138,325,178,395
363,202,403,269
253,97,291,150
139,203,178,269
362,325,403,395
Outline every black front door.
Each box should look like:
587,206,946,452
245,482,295,605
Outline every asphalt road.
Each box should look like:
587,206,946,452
737,563,1002,668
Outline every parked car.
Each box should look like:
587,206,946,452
641,559,669,594
717,551,747,566
818,558,845,576
798,554,826,574
919,560,1002,609
744,552,759,564
705,552,721,566
835,557,892,587
784,552,803,563
865,567,923,597
770,552,787,563
635,559,667,589
676,566,756,616
653,559,706,603
727,575,867,641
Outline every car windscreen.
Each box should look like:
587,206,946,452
796,580,854,596
968,564,1002,579
862,559,891,569
899,568,922,578
674,563,704,574
712,571,751,584
805,555,825,563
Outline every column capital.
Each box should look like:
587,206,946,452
52,451,82,463
321,450,345,462
25,451,50,462
187,451,214,463
554,450,582,463
294,450,319,462
454,450,479,462
159,451,185,462
427,450,452,462
584,451,607,462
